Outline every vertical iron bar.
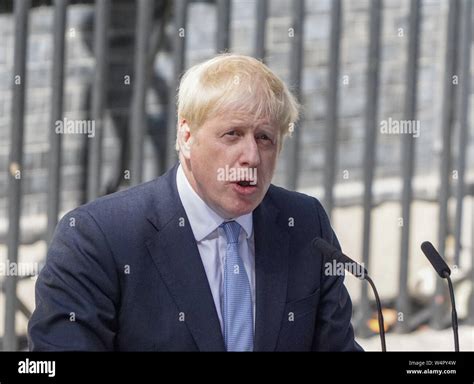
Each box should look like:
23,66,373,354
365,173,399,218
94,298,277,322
87,0,110,200
396,0,421,333
357,0,382,337
432,0,461,330
4,0,30,351
130,0,154,186
254,0,268,61
285,0,305,190
453,0,472,267
216,0,231,52
469,189,474,325
323,0,342,216
46,0,68,245
165,0,188,171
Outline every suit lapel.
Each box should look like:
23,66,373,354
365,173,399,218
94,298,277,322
145,165,225,351
145,166,290,352
253,196,289,351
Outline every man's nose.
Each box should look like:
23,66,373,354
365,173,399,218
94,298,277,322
239,136,261,167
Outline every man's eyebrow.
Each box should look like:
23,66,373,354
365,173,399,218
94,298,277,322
226,120,274,129
256,124,275,129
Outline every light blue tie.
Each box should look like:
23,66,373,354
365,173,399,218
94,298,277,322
221,221,254,351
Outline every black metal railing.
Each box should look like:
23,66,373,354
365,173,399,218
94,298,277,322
2,0,473,350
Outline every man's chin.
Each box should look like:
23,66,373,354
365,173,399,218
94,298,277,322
222,199,262,218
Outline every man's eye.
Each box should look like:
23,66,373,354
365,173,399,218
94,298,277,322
226,130,237,136
258,134,272,142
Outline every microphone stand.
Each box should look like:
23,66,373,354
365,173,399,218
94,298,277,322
365,275,386,352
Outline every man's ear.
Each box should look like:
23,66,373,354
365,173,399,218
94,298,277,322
177,119,193,159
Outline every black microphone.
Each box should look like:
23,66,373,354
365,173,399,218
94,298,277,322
420,241,459,351
313,238,386,352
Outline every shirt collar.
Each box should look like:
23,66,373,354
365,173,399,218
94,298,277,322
176,164,253,242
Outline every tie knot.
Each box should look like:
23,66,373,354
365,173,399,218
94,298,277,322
221,221,241,244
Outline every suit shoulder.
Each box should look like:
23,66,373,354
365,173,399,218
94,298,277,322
89,178,157,210
267,184,325,213
62,178,164,229
266,184,332,234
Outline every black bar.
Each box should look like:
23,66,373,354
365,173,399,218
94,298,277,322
254,0,268,61
285,0,305,190
432,0,461,330
46,0,68,245
323,0,342,216
396,0,421,333
130,0,154,186
4,0,30,352
87,0,110,200
356,0,382,337
0,352,473,381
216,0,231,52
165,0,188,171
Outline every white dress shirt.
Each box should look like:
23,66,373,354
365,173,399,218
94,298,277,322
176,164,256,332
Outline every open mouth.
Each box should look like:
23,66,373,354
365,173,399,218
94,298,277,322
232,180,258,195
236,180,256,187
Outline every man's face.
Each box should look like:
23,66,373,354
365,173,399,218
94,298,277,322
180,113,280,219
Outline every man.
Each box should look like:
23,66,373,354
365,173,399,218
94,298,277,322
29,54,362,351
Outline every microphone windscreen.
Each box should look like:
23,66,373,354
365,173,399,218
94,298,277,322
313,237,367,279
312,237,338,258
421,241,451,278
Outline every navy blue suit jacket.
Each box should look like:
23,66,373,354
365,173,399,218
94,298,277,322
28,164,362,351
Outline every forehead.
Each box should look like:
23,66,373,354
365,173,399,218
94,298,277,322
205,112,275,129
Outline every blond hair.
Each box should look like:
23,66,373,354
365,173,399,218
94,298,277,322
176,54,300,150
